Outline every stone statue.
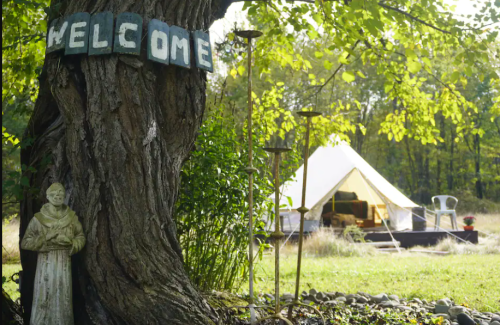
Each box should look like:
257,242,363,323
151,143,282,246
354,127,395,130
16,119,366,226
21,183,85,325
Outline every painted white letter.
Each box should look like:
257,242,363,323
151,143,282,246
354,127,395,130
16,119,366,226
171,35,189,65
69,22,87,48
119,23,138,48
48,21,68,47
151,30,168,60
197,39,211,68
92,24,108,48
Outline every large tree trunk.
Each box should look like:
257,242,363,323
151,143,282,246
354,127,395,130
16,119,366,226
20,1,231,324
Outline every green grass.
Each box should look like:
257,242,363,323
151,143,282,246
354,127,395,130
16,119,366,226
245,254,500,312
2,264,22,301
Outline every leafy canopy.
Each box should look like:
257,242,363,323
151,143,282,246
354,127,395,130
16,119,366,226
224,0,499,145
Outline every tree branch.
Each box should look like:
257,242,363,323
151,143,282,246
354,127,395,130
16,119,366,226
315,40,360,93
376,3,451,34
231,0,453,35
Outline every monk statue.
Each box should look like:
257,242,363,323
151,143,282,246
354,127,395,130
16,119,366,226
21,183,85,325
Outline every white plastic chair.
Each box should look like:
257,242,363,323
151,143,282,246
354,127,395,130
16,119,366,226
432,195,458,230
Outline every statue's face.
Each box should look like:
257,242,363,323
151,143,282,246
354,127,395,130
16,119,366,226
47,188,65,207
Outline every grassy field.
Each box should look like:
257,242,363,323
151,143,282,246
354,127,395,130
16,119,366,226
3,214,500,313
246,253,500,312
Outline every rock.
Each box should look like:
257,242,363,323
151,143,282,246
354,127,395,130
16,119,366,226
264,293,274,300
448,306,467,318
307,294,319,303
456,313,475,325
389,295,399,302
325,292,336,299
380,300,398,308
302,299,312,305
357,296,369,304
490,321,500,325
493,316,500,322
323,300,338,306
335,296,346,303
316,292,327,301
301,291,308,298
371,293,389,303
346,294,356,300
309,289,318,296
437,299,451,306
282,293,294,301
335,292,346,298
411,298,423,304
346,298,356,305
435,305,451,314
397,306,413,311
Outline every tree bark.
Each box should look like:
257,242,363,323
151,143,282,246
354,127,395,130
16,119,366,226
2,288,23,325
474,133,483,199
20,1,232,324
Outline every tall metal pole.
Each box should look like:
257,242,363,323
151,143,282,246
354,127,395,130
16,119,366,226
235,29,262,323
273,152,282,315
284,111,324,323
258,147,292,325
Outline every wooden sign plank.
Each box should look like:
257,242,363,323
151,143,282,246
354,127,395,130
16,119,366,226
89,11,113,56
193,30,213,72
147,19,169,65
169,25,190,68
113,12,143,55
65,12,91,55
47,18,68,54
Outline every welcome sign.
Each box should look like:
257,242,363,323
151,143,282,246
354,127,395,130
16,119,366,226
47,12,213,72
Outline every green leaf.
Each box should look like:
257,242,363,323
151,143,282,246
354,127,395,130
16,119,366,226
314,51,324,59
323,60,333,70
230,68,238,79
356,71,366,79
20,176,29,187
237,65,246,76
405,49,418,60
450,71,460,83
407,61,422,74
384,81,394,93
342,71,356,83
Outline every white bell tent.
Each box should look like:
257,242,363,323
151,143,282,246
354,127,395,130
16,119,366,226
270,137,418,232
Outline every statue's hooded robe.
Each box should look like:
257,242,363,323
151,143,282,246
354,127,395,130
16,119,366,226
21,203,85,325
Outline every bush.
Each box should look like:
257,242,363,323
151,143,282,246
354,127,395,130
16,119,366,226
174,105,276,292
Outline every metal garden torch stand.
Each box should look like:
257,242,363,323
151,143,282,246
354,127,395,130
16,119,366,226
255,147,293,325
284,111,325,324
234,29,262,324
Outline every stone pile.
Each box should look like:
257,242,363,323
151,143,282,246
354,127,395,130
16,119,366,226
256,289,500,325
